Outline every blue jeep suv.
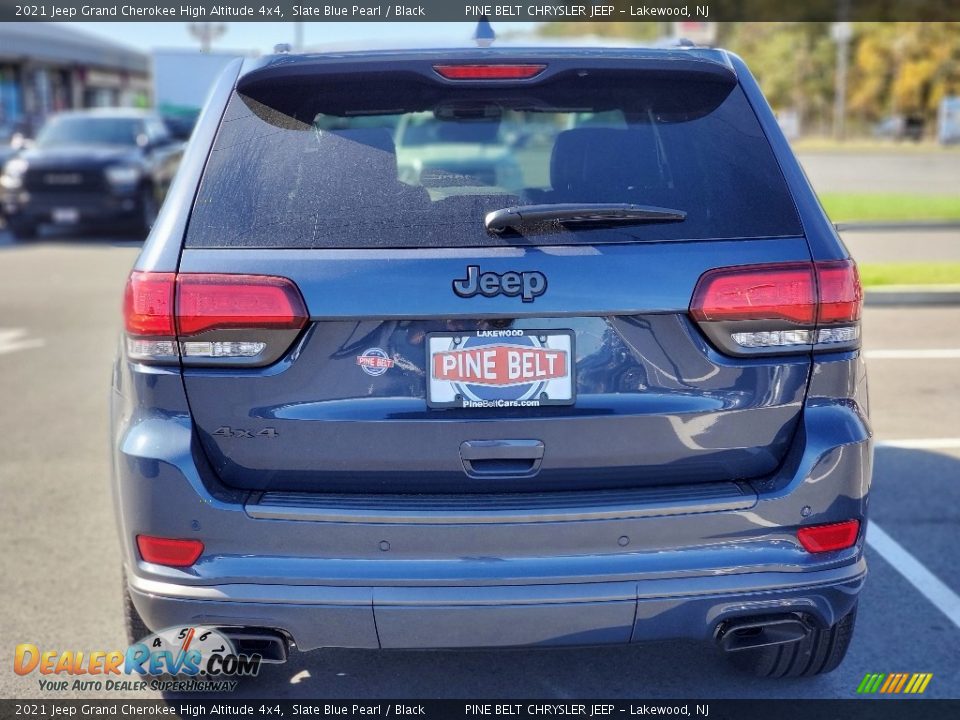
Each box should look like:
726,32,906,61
111,44,870,678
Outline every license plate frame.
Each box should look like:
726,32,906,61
426,329,576,409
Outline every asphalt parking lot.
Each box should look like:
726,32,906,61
1,221,958,701
797,150,960,194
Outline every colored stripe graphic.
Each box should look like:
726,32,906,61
908,673,933,694
857,673,884,693
857,672,932,694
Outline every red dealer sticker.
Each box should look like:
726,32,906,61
357,347,395,376
426,330,575,409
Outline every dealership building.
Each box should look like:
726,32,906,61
0,22,150,136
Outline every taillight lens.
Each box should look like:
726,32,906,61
797,520,861,553
690,264,816,325
433,64,547,80
816,260,862,324
176,274,307,336
137,535,204,567
122,272,307,365
124,271,176,337
690,259,862,355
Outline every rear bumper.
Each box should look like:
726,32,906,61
128,559,865,651
113,354,872,652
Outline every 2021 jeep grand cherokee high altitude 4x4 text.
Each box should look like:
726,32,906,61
112,45,870,678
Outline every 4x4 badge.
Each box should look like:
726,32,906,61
452,265,547,303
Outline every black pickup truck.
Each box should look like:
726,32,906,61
0,109,183,239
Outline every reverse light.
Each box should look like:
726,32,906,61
181,341,267,358
136,535,204,567
433,64,547,80
123,272,307,364
817,326,860,345
797,520,861,553
126,338,178,361
730,329,813,348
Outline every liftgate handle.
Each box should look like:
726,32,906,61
459,439,545,478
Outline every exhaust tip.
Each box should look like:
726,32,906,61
716,614,812,653
222,629,289,664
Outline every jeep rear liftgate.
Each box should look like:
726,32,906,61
169,52,815,493
174,242,813,493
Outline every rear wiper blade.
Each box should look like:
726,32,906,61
484,203,686,234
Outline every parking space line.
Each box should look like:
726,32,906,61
0,328,45,356
866,521,960,631
864,349,960,359
877,438,960,450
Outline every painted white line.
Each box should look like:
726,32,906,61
866,521,960,631
877,438,960,450
864,349,960,360
0,328,45,356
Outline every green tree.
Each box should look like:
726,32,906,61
536,21,960,137
722,23,836,133
850,23,960,122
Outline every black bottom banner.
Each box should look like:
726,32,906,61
1,699,956,720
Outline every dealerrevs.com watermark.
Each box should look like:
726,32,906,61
14,626,260,693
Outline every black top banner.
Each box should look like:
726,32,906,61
4,0,960,22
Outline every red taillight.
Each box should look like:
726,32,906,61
689,259,862,354
433,64,547,80
816,259,862,324
690,263,816,325
176,274,307,336
797,520,861,553
124,271,175,337
136,535,204,567
123,271,308,364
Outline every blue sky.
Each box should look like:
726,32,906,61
65,21,540,55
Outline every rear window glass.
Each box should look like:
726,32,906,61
186,68,801,249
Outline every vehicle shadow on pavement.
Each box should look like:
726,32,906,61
161,638,855,701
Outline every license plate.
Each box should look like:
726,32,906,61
427,329,575,409
52,208,79,224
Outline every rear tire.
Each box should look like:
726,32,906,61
123,576,151,645
725,604,857,678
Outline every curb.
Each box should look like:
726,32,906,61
865,285,960,306
837,221,960,232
